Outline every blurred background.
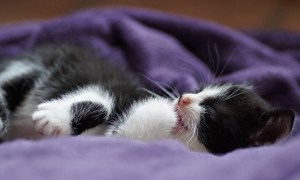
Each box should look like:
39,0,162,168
0,0,299,30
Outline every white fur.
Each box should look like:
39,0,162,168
0,61,43,140
107,98,177,141
31,85,114,136
0,61,37,84
106,96,208,152
61,85,114,116
0,68,233,153
169,85,234,152
174,131,207,152
32,101,73,136
182,85,230,104
175,85,228,129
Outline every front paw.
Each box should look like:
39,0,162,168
32,101,72,136
110,98,177,141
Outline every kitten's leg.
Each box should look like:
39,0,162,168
32,85,114,136
0,61,39,137
106,97,177,141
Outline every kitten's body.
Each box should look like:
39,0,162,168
0,46,149,138
0,45,295,154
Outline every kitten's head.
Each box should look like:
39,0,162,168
172,84,295,154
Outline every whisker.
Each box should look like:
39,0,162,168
156,81,180,97
187,123,198,145
251,80,271,92
225,87,253,101
178,66,208,90
224,86,243,101
204,42,218,85
139,88,162,98
207,41,215,77
217,46,239,78
187,128,197,146
185,111,198,144
139,74,176,100
213,43,221,78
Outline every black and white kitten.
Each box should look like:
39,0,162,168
0,45,295,154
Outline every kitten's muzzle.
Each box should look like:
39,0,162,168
172,106,188,134
178,95,191,106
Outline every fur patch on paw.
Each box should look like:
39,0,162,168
32,101,72,136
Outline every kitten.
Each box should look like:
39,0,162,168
0,45,295,154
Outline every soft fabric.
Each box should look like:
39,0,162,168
0,7,300,180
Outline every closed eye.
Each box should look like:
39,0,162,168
202,104,217,119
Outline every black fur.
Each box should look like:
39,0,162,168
0,102,9,133
198,85,294,154
71,101,108,135
31,46,148,111
34,45,149,131
1,71,39,112
0,45,149,139
0,45,294,154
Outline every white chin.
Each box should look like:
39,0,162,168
177,134,208,152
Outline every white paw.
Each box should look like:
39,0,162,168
32,101,72,136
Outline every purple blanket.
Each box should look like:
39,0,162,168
0,7,300,180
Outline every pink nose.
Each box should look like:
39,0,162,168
179,97,191,106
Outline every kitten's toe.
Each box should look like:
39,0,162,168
35,119,49,134
32,101,72,136
37,102,55,110
32,117,63,136
32,111,46,121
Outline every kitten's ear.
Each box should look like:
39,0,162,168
251,109,295,146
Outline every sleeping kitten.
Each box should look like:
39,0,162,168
0,45,295,154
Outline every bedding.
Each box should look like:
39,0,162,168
0,7,300,180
